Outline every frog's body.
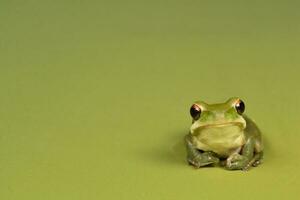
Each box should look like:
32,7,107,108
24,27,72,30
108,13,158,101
186,97,263,170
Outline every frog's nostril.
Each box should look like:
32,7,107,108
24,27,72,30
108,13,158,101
215,113,225,119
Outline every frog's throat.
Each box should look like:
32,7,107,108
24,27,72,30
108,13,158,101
190,122,246,156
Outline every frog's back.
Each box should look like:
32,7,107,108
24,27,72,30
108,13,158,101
244,115,263,153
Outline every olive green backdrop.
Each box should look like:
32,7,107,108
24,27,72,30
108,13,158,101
1,0,300,199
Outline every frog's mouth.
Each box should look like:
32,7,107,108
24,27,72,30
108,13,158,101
197,122,245,130
190,121,246,135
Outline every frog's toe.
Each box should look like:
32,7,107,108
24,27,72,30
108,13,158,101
252,160,262,167
225,162,241,170
225,156,249,170
202,152,220,163
252,153,263,167
242,163,252,171
242,158,261,171
208,156,219,163
226,162,246,170
187,154,219,168
188,158,201,168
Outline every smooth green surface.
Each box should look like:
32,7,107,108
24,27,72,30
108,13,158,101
1,1,300,199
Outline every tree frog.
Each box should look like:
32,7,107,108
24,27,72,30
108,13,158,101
185,97,263,170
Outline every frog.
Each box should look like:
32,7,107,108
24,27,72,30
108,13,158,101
185,97,263,170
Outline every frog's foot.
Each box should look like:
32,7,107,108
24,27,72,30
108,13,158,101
250,152,264,168
225,154,250,171
238,151,264,170
188,151,220,168
252,160,262,167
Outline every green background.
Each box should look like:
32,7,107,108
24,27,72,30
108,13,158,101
1,0,300,199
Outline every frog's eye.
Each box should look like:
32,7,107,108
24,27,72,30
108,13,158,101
235,99,245,115
190,104,201,120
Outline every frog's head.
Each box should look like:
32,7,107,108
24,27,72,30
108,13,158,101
189,97,247,138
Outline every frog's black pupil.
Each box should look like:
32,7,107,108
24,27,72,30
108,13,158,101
190,105,201,120
235,100,245,115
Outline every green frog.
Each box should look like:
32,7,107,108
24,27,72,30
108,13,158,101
185,97,263,170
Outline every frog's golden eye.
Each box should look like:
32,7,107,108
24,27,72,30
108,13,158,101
235,99,245,115
190,104,201,120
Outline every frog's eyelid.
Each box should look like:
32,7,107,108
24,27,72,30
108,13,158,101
230,98,241,107
194,103,206,111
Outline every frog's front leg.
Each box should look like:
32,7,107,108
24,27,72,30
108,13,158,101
185,135,219,168
225,137,256,170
